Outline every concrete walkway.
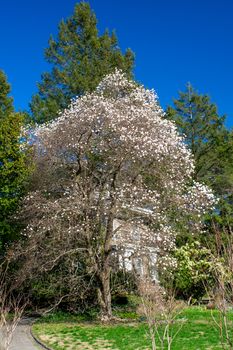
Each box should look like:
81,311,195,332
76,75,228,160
1,318,43,350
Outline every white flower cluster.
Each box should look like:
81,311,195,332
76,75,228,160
21,70,217,275
182,181,217,215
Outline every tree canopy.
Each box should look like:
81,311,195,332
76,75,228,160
0,70,29,251
30,2,134,124
17,71,216,320
0,70,14,117
166,84,233,229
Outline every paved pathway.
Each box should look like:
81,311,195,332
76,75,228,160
1,318,43,350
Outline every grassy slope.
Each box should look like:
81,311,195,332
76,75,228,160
32,307,233,350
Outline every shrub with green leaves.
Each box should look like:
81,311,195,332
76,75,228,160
174,241,215,300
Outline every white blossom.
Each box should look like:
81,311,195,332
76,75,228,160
20,70,217,274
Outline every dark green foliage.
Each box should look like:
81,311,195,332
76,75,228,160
167,84,228,184
0,70,13,117
28,265,98,313
30,2,134,123
111,270,137,296
167,84,233,240
0,71,29,251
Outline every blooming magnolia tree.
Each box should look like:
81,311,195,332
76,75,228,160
18,70,216,320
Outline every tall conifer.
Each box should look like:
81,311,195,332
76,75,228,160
31,2,134,123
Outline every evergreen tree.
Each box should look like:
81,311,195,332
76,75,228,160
0,70,29,251
167,84,231,186
0,71,14,117
30,2,134,124
166,84,233,227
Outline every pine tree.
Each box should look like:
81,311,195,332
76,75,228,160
0,71,29,251
0,70,14,117
30,2,134,124
167,84,233,226
167,84,229,184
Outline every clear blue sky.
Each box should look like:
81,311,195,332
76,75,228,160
1,0,233,126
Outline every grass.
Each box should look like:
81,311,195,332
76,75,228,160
32,307,233,350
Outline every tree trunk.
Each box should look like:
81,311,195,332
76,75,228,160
97,190,116,321
97,265,112,321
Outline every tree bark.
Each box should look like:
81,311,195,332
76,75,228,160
97,204,116,321
97,266,112,321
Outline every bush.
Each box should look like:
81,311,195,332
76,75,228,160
173,241,215,300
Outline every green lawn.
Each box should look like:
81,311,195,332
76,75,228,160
32,307,233,350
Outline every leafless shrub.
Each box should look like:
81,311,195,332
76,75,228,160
206,223,233,350
0,262,27,350
138,278,186,350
